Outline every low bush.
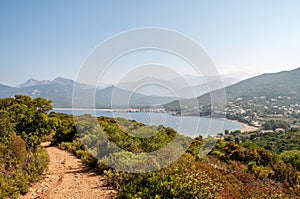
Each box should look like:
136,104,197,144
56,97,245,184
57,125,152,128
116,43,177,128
0,96,50,198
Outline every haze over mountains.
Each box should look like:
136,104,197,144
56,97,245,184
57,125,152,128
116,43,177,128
164,67,300,111
0,68,299,109
0,77,177,108
117,75,238,98
0,74,238,108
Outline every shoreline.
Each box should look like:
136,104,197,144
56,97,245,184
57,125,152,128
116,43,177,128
224,119,259,133
53,108,257,133
176,113,259,133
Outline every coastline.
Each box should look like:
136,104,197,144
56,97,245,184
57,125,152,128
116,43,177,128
224,119,259,133
177,113,259,133
53,108,257,133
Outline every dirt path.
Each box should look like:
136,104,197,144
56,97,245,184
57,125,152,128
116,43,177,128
21,143,116,199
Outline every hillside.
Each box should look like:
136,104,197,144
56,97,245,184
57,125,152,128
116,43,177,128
0,77,175,108
0,84,14,95
1,95,300,198
164,68,300,111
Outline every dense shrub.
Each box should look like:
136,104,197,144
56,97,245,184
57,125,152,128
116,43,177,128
55,116,300,198
105,153,222,199
210,140,300,195
0,135,49,198
0,96,50,198
263,120,290,131
210,140,272,166
4,95,53,149
278,150,300,171
50,112,77,144
246,131,300,153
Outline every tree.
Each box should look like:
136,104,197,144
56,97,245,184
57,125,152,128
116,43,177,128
241,141,260,149
279,150,300,171
50,112,77,144
4,95,53,150
263,120,290,131
0,96,50,198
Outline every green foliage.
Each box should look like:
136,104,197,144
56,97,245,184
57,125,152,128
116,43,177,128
186,136,204,158
164,68,300,112
86,116,189,155
210,140,300,192
251,131,300,153
0,95,50,198
242,141,261,149
230,130,242,135
210,140,272,166
105,153,222,199
198,137,216,158
1,95,53,150
263,120,290,131
50,112,77,144
54,114,300,198
272,161,299,186
2,94,299,198
0,134,49,198
279,150,300,171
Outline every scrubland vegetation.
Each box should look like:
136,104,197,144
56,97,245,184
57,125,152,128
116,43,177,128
52,109,300,198
0,95,51,198
1,95,300,198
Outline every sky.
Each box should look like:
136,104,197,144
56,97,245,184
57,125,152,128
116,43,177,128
1,0,300,86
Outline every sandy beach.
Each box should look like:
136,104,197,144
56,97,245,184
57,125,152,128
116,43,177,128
225,119,259,133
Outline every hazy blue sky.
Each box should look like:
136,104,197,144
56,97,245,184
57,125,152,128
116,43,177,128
1,0,300,86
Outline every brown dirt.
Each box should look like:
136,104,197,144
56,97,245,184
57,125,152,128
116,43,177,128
21,142,116,199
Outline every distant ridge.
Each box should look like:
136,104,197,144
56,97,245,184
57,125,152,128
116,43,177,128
16,78,51,88
164,67,300,111
117,75,238,98
0,77,175,108
2,68,298,109
0,84,14,95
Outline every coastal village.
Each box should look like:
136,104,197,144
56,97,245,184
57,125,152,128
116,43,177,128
225,95,300,129
83,94,300,135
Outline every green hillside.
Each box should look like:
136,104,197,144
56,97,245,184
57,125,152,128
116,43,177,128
1,95,300,198
164,68,300,111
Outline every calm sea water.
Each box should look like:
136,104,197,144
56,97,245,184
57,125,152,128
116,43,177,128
53,109,241,138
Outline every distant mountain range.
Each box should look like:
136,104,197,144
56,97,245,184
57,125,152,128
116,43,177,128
164,68,300,111
1,68,299,109
16,78,51,88
117,75,238,98
0,77,176,108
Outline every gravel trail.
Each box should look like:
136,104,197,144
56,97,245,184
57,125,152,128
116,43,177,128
21,143,116,199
